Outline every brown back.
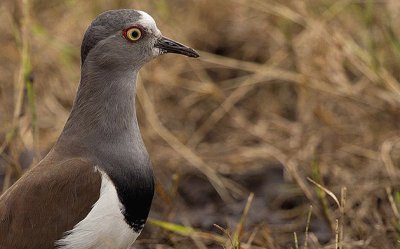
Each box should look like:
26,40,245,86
0,151,101,249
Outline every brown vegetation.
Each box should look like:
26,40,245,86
1,0,400,248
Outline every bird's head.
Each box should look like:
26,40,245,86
81,9,199,69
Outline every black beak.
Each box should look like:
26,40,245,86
155,36,199,58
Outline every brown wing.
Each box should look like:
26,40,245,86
0,151,102,249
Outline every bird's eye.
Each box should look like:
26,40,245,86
124,27,142,41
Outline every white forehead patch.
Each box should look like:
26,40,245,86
137,10,161,36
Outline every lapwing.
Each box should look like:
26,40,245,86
0,9,199,249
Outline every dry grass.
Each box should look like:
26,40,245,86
1,0,400,248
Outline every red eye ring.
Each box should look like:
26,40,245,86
123,26,145,42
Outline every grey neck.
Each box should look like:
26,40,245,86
62,63,138,140
57,58,151,183
59,60,146,160
57,59,154,230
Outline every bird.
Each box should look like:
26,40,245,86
0,9,199,249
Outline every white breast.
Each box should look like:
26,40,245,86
55,170,139,249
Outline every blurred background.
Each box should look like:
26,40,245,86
1,0,400,248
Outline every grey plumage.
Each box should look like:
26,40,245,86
81,10,142,64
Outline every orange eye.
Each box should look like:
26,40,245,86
124,27,142,41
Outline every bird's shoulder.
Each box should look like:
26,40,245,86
0,150,102,249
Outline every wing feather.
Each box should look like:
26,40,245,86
0,151,101,249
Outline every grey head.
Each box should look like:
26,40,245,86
61,9,200,147
63,9,201,141
81,9,199,69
